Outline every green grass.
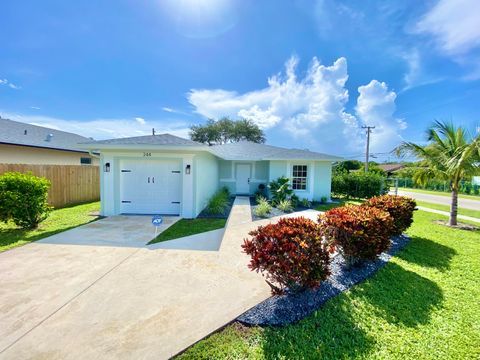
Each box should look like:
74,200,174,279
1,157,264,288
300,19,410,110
416,200,480,219
148,218,227,244
0,201,100,252
315,198,363,212
399,187,480,200
176,210,480,359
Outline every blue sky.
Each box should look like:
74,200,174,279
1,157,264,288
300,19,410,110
1,0,479,161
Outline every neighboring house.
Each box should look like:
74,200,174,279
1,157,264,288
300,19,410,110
377,163,405,176
0,117,98,165
81,134,342,218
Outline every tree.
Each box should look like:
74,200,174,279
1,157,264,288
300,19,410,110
396,120,480,226
189,117,265,145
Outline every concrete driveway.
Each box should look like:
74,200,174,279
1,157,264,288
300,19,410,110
396,190,480,210
0,200,274,359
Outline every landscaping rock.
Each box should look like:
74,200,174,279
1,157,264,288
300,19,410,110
237,234,411,326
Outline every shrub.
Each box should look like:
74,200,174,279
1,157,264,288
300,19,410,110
300,198,311,208
0,172,52,228
364,195,416,236
254,197,272,217
268,176,294,205
332,172,388,199
318,205,393,267
206,187,230,215
320,196,328,204
277,199,293,212
242,217,331,294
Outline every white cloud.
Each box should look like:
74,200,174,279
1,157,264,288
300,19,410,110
0,111,190,140
162,106,192,116
188,56,404,154
414,0,480,56
135,117,146,125
356,80,405,152
0,78,20,90
30,106,41,110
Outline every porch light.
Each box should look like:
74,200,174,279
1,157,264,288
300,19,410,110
185,164,191,174
104,162,111,173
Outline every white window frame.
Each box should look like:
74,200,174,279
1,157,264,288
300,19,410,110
292,164,308,191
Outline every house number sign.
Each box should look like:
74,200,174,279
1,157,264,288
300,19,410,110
143,152,152,157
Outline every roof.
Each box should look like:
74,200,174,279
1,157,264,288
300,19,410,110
81,134,342,161
81,133,203,147
0,117,92,153
208,141,343,161
378,164,405,172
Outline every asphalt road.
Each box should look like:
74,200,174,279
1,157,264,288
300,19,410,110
395,190,480,211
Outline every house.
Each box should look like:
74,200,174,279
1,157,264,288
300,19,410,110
0,117,99,165
377,163,405,176
80,134,342,218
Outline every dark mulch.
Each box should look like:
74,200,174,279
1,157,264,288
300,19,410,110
237,235,411,326
249,197,318,221
433,220,479,231
197,197,235,219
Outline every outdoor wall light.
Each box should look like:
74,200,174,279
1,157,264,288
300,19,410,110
104,162,111,172
185,164,191,175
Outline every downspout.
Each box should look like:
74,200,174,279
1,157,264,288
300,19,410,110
88,150,100,159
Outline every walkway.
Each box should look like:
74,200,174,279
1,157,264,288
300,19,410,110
417,206,480,223
0,197,279,360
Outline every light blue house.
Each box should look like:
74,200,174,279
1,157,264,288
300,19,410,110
81,134,342,218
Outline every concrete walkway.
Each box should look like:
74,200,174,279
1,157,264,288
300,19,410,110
0,197,282,360
417,206,480,223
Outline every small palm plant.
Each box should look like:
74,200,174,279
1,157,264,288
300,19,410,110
396,120,480,226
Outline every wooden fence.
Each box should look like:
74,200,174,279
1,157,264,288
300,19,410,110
0,164,100,208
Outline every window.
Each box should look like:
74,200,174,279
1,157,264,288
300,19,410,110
80,157,92,165
292,165,307,190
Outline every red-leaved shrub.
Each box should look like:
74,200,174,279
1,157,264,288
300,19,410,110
363,195,416,236
319,205,393,266
242,217,331,294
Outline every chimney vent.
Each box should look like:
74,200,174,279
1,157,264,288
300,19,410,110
24,129,27,135
152,128,156,135
45,133,53,142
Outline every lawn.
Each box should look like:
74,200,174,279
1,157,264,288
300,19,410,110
399,187,480,200
176,210,480,359
416,200,480,219
0,201,100,252
148,218,227,244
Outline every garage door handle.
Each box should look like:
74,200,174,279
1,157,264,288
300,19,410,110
152,177,155,183
148,177,150,183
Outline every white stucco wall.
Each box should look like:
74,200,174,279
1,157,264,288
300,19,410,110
218,160,269,195
194,152,219,216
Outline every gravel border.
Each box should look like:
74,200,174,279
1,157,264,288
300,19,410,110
250,197,318,221
237,234,411,326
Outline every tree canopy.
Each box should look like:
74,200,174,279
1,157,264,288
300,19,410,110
189,117,266,145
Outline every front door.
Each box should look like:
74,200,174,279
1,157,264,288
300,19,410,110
235,164,251,194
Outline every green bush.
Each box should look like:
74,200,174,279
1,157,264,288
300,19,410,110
0,172,52,228
300,198,311,208
277,199,293,212
268,176,294,205
363,195,417,236
206,187,230,215
254,197,272,218
332,172,388,199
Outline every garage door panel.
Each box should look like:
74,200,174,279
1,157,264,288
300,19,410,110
120,159,182,214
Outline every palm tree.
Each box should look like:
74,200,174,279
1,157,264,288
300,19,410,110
396,120,480,226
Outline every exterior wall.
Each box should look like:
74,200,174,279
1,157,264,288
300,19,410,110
194,152,219,216
0,143,98,165
219,160,269,195
99,149,205,218
268,160,332,201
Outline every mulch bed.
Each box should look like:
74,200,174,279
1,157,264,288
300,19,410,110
237,235,411,326
433,220,479,231
197,197,235,219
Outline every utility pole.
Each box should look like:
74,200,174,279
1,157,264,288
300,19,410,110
362,125,375,173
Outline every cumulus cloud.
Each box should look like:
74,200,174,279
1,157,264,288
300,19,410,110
356,80,405,152
0,111,190,140
135,117,146,125
188,56,404,154
0,78,20,90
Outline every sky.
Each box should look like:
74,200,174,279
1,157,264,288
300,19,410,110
1,0,479,162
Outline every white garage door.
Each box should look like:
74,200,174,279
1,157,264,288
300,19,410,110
120,159,182,215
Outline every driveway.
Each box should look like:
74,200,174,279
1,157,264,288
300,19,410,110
395,190,480,211
0,199,278,359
